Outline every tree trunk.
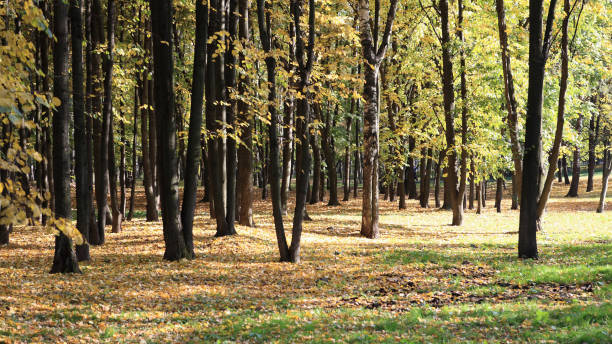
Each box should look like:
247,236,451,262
51,0,81,273
566,114,583,197
180,0,208,258
587,113,600,192
236,0,255,226
469,159,475,209
495,177,503,213
150,0,188,260
562,155,570,184
225,0,238,233
518,0,558,259
103,0,121,235
343,108,352,201
440,0,466,225
354,118,360,198
323,105,340,206
434,157,441,208
206,0,235,237
127,86,138,221
70,0,90,261
407,137,417,199
476,182,482,215
597,146,610,213
496,0,522,204
281,88,294,214
310,124,321,204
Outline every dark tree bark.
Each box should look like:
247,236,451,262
518,0,558,259
323,105,340,206
420,149,433,208
496,0,522,205
150,0,188,260
281,24,296,214
120,117,126,217
469,159,475,209
206,0,236,237
84,0,99,242
127,86,138,221
495,177,503,213
180,0,208,258
51,0,81,273
535,0,574,220
141,48,158,221
354,117,360,198
476,182,483,214
566,114,583,197
359,0,399,239
440,0,467,225
587,113,600,192
557,159,563,182
103,0,122,235
343,100,353,202
70,0,90,261
225,0,238,233
91,0,107,245
236,0,255,226
597,138,611,213
309,119,321,204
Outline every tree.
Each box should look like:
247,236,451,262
181,0,208,259
358,0,399,239
496,0,523,206
206,0,237,237
597,134,611,213
236,0,255,227
70,0,91,261
440,0,467,226
150,0,188,260
518,0,559,259
50,0,81,273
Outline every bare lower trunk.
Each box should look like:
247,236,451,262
495,177,503,213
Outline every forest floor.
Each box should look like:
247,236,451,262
0,176,610,343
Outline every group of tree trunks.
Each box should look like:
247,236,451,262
6,0,606,273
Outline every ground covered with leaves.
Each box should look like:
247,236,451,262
0,178,610,343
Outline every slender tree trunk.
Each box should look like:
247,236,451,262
281,74,294,213
407,137,417,199
587,113,600,192
469,159,475,209
434,156,442,208
323,105,340,205
343,106,352,201
519,0,558,259
206,0,235,237
225,0,238,233
476,182,483,214
354,118,360,198
440,0,466,225
70,0,90,261
236,0,255,226
562,155,570,184
103,0,122,234
496,0,522,204
495,177,503,213
566,114,583,197
310,125,321,204
127,86,138,221
51,0,81,273
120,119,126,216
180,0,208,258
597,145,610,213
150,0,188,260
